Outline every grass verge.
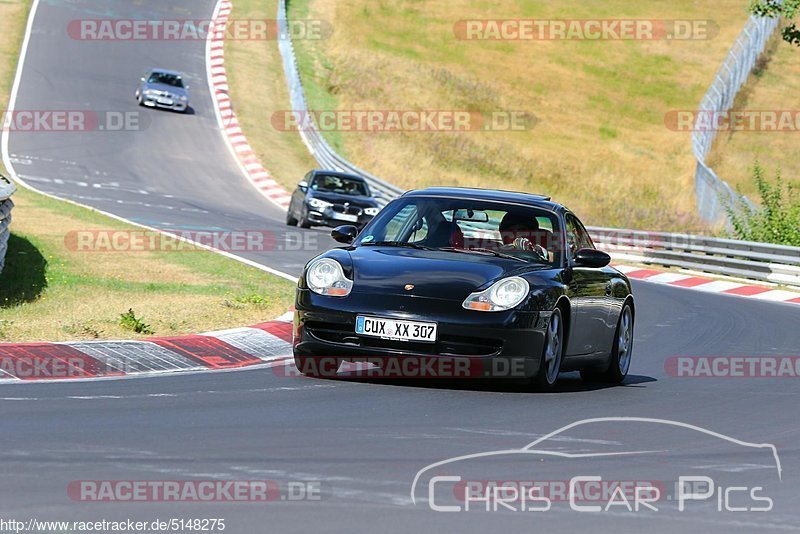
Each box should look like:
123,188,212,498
285,0,760,232
0,188,294,342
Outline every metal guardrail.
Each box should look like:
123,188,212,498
276,0,403,205
589,227,800,287
692,15,780,224
0,175,15,275
278,2,800,289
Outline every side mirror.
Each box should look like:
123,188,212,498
298,180,308,192
574,248,611,268
331,225,358,244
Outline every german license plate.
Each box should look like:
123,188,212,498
333,212,358,223
355,316,437,343
157,97,174,105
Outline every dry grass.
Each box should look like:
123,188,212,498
225,0,319,189
0,188,295,342
707,33,800,199
287,0,759,231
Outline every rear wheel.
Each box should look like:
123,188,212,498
532,307,563,391
581,302,633,384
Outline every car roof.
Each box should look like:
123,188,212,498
310,169,367,182
402,187,563,211
149,68,183,77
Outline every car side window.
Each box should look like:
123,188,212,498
565,214,594,259
575,217,595,250
382,205,428,242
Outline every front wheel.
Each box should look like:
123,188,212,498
532,307,563,391
298,208,312,229
286,207,298,226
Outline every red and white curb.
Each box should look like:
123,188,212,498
615,264,800,306
0,313,295,382
207,0,292,210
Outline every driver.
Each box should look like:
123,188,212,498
498,212,550,260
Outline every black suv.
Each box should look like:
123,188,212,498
286,170,381,229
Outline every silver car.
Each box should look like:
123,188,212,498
135,69,189,113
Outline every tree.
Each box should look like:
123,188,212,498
750,0,800,46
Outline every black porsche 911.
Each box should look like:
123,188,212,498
292,187,634,390
286,170,381,229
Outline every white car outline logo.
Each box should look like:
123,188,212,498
410,416,782,504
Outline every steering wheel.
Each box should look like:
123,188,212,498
513,237,548,261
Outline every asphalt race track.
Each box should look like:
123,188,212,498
2,1,800,532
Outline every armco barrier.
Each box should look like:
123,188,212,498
0,175,15,275
589,227,800,287
277,1,799,289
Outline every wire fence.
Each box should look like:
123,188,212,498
692,14,780,224
0,175,15,275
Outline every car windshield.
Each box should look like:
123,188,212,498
147,72,184,88
356,197,562,266
311,175,370,197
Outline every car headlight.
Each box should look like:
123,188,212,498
462,276,530,312
179,95,188,101
364,207,379,216
306,258,353,297
143,89,157,96
308,198,333,210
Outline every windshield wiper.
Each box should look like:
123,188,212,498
438,247,527,262
362,241,435,250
